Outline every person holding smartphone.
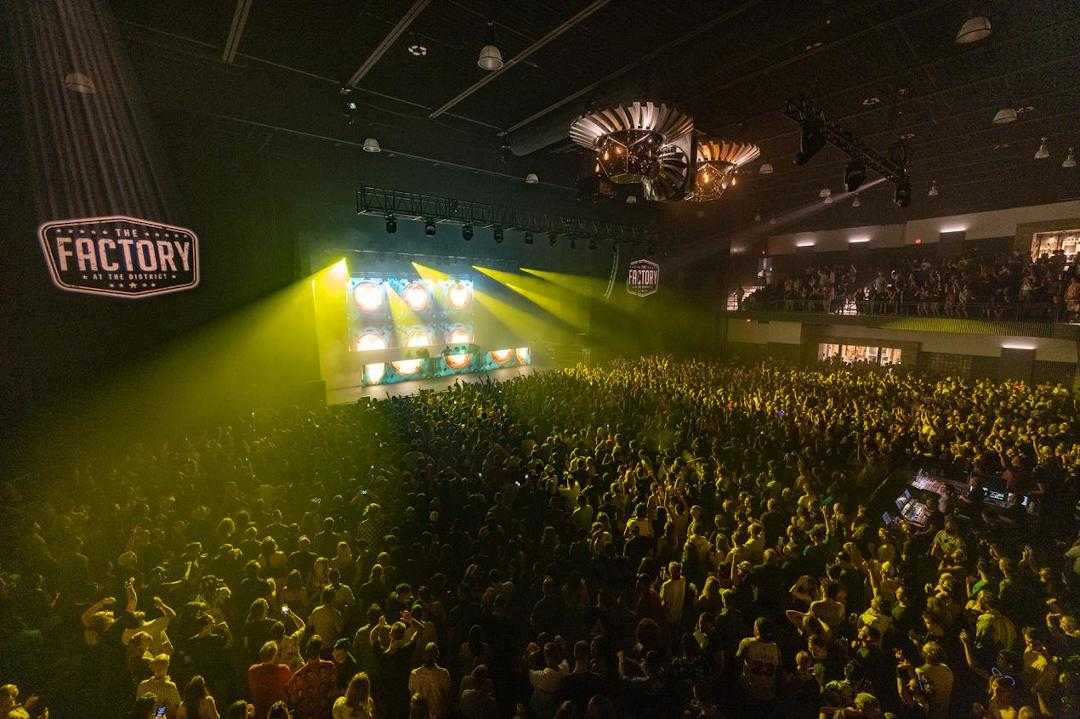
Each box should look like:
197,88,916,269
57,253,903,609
136,654,181,718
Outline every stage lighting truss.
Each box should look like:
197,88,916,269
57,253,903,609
783,97,910,196
685,139,761,203
446,280,472,309
403,281,431,311
570,102,693,187
353,280,385,312
356,186,656,249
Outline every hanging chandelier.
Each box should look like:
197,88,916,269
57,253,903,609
570,102,759,203
685,139,761,202
569,102,694,185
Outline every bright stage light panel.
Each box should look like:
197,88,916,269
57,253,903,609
406,328,431,348
357,332,387,351
445,352,472,369
353,281,384,311
393,359,423,375
364,362,386,383
491,348,513,363
448,326,472,344
404,282,430,311
515,347,530,363
448,281,471,308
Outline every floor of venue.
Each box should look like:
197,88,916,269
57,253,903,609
326,363,543,404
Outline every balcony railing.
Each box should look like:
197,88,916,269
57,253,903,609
731,297,1070,323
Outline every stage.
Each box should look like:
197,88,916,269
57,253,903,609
327,363,545,404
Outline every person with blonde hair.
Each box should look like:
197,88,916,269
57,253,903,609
332,672,375,719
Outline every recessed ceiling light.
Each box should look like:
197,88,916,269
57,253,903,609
408,44,428,57
862,96,881,107
758,162,774,175
1035,137,1050,160
524,172,539,184
928,180,939,197
819,188,832,198
900,132,915,140
1062,148,1076,168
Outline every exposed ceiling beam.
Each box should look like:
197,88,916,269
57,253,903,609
222,0,253,64
429,0,611,119
346,0,432,87
499,0,765,136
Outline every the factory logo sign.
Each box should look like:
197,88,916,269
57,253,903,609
627,259,659,297
38,215,199,298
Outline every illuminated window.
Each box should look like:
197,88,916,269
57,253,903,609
819,342,902,365
1031,229,1079,263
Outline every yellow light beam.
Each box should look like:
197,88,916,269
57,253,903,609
473,266,588,329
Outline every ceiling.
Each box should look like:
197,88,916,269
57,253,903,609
82,0,1080,236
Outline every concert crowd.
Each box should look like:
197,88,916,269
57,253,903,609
739,248,1080,321
1,358,1078,719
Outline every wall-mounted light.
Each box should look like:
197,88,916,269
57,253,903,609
848,236,871,244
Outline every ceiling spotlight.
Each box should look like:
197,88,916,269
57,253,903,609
928,180,939,197
461,224,473,241
852,196,862,208
493,224,504,243
894,178,912,208
424,219,437,236
956,13,991,45
408,44,428,57
759,162,774,175
341,87,359,115
362,137,381,153
478,21,503,71
626,195,638,204
524,231,534,245
844,159,866,192
819,187,832,199
1063,148,1076,168
385,214,397,234
993,107,1018,125
1034,137,1050,160
795,113,825,165
524,172,539,184
862,96,881,107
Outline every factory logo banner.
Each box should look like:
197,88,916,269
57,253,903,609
626,258,659,297
38,215,199,298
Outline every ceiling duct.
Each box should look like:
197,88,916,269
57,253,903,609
506,76,649,156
